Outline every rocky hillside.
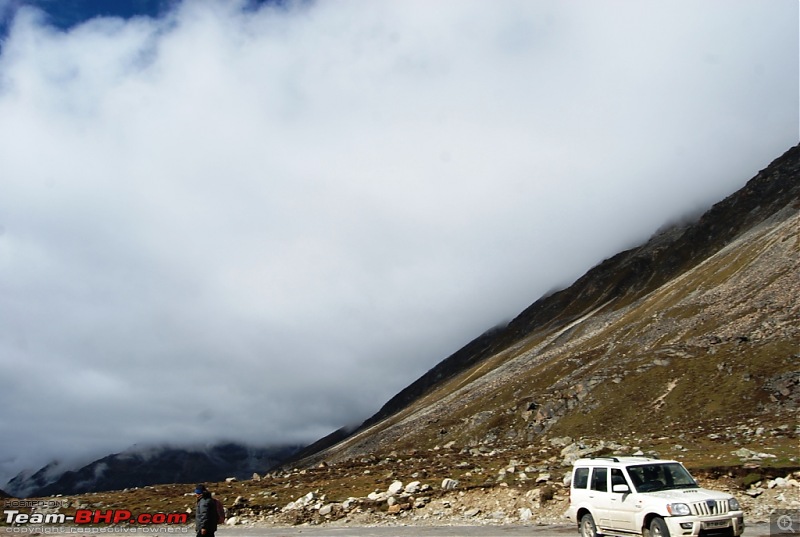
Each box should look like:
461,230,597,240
4,430,798,529
289,143,800,469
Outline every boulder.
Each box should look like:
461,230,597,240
404,481,421,494
441,478,459,490
387,480,404,495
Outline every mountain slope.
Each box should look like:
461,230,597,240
290,143,800,468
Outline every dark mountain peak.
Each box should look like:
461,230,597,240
7,443,301,498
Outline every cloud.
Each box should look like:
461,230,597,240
0,0,797,484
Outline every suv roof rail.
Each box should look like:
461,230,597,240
584,455,662,462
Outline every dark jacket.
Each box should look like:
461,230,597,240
195,491,217,532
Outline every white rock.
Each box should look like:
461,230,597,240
388,480,404,495
441,478,459,490
404,481,421,494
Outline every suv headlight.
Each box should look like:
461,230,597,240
667,503,691,516
728,497,741,511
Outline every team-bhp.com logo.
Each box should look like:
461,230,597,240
4,509,188,525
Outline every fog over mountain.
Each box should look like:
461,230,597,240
6,442,301,498
0,0,797,486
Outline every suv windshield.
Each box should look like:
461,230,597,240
626,463,698,492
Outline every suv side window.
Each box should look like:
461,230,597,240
611,468,627,489
573,467,589,489
590,467,608,492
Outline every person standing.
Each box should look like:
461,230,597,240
194,484,218,537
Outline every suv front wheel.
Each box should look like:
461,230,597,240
649,517,670,537
580,513,600,537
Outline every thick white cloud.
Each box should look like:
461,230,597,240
0,0,797,485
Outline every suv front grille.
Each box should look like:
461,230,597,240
691,500,728,516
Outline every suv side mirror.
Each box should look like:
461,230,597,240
612,484,630,493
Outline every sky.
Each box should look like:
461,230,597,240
0,0,797,488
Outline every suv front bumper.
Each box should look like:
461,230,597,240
664,511,745,536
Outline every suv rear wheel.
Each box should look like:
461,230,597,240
580,512,600,537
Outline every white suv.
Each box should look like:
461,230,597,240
565,457,744,537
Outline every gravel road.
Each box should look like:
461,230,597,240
216,522,773,536
5,522,773,537
219,525,573,536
